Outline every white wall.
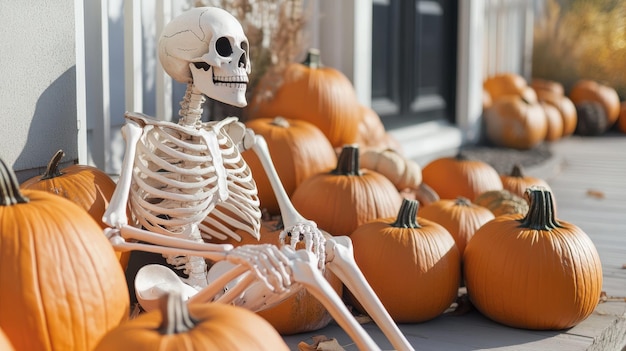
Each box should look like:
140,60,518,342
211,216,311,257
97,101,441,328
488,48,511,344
0,1,81,181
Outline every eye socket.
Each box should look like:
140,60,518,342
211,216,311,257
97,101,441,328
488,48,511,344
215,37,233,57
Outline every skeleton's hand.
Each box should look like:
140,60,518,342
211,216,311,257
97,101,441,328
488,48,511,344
279,220,326,269
225,244,293,293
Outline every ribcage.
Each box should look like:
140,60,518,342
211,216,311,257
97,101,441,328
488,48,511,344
128,118,261,242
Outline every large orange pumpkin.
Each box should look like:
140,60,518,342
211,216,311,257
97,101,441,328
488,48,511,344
20,149,130,268
95,293,289,351
464,187,603,330
421,154,503,200
243,117,337,215
247,49,362,148
483,94,548,149
348,199,461,323
0,158,129,351
207,218,343,335
291,145,403,236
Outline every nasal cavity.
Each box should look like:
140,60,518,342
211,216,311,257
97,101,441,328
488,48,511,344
193,62,211,71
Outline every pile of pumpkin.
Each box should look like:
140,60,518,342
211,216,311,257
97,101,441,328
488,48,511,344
233,49,604,334
483,73,626,150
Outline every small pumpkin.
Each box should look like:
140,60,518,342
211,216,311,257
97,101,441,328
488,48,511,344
531,78,564,99
483,73,528,101
474,189,529,217
483,94,547,150
247,48,362,148
20,149,130,268
20,149,119,229
419,197,494,256
243,117,337,215
354,104,401,152
421,153,503,200
0,157,129,351
575,101,609,136
400,182,440,207
291,145,403,236
207,217,343,335
569,79,620,126
348,199,461,323
464,187,603,330
540,101,563,142
360,148,422,191
499,164,551,199
95,293,289,351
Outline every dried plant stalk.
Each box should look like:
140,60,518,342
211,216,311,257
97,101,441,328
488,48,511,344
195,0,310,105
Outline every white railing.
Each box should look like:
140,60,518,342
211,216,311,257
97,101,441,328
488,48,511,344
83,0,190,174
482,0,534,80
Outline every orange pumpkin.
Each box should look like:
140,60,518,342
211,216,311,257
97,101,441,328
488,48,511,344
419,197,494,256
569,79,620,126
95,293,289,351
464,187,603,330
20,149,130,268
483,73,528,101
421,154,503,200
207,218,343,335
499,164,551,199
20,149,118,229
531,78,564,99
0,329,14,351
483,94,548,149
247,49,362,148
0,158,129,351
354,104,401,152
348,199,461,322
243,117,337,215
291,145,403,236
540,101,563,141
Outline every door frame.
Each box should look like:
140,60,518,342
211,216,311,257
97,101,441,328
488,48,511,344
314,0,484,162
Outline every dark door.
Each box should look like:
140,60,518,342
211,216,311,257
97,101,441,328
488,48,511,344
371,0,457,128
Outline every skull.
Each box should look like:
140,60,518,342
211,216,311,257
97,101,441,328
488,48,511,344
158,7,251,107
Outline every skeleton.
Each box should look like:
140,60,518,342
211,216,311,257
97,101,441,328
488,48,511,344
103,7,414,351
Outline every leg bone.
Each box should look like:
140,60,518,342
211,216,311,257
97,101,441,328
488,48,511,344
326,236,415,351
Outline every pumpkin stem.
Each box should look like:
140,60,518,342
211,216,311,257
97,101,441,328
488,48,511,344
0,158,29,206
40,149,65,180
158,292,198,335
518,186,562,230
332,145,362,176
271,116,290,128
510,164,525,178
302,48,322,69
391,198,421,229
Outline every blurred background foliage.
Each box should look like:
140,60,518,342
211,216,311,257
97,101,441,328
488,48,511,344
533,0,626,98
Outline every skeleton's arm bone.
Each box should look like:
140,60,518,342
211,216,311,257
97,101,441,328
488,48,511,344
325,237,415,351
102,120,143,228
250,134,306,228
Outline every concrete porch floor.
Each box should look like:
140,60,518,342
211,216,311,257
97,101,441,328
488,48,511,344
282,134,626,351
